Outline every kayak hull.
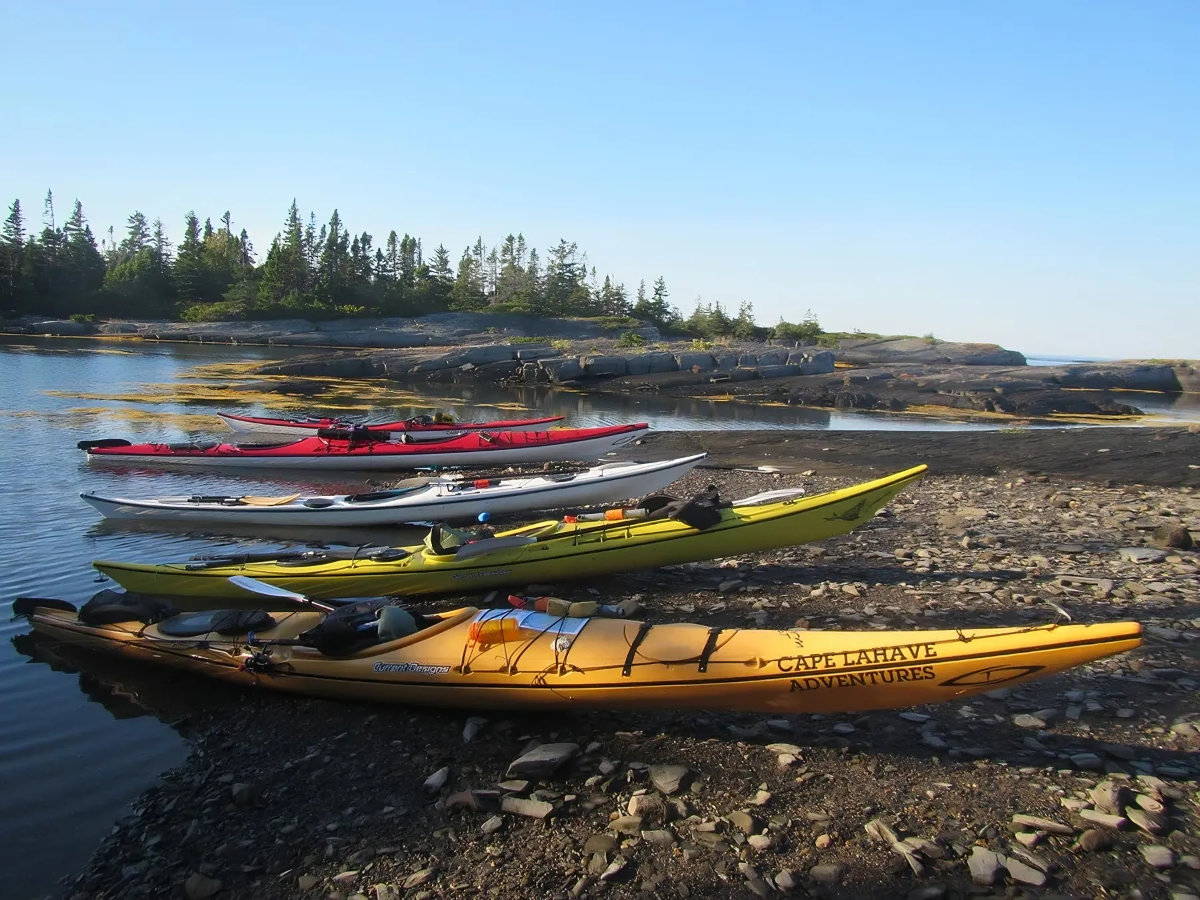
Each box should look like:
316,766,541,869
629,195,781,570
82,424,648,471
93,465,928,605
22,604,1142,714
80,454,708,526
218,412,565,438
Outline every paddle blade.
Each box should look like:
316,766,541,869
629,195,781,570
227,576,335,611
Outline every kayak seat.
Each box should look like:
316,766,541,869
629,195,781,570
377,605,419,640
79,589,178,626
299,598,432,655
544,473,579,483
344,478,432,503
158,609,276,637
166,441,219,452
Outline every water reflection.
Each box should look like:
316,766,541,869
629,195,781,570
12,631,240,725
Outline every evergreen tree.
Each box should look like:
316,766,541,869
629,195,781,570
55,200,105,314
118,211,150,259
258,201,313,313
0,199,26,313
174,212,205,304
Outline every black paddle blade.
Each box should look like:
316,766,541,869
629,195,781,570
12,596,78,617
77,438,132,450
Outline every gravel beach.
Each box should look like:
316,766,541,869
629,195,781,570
38,426,1200,900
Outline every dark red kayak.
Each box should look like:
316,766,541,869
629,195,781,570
79,424,649,471
217,411,565,439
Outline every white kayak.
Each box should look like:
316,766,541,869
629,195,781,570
79,454,709,527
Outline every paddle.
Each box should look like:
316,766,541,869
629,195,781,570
227,575,337,612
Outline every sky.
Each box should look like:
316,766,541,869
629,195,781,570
3,0,1197,360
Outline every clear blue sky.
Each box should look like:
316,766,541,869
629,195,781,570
4,0,1197,360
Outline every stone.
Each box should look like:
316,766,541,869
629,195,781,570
423,766,449,793
1118,547,1168,563
184,873,223,899
648,764,691,794
1078,809,1126,829
1000,854,1047,886
1075,828,1112,851
968,847,1003,885
1011,814,1074,835
727,810,765,835
1089,780,1130,815
627,793,668,821
500,796,553,819
1151,524,1193,550
608,815,644,835
1141,845,1175,868
809,862,846,883
506,742,580,778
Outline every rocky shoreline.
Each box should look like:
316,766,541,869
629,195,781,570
6,314,1198,421
41,428,1199,900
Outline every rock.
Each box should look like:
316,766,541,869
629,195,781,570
1141,845,1175,868
809,862,846,883
583,833,618,854
968,847,1003,885
423,766,450,793
1151,524,1193,550
599,857,629,881
1089,780,1130,815
1000,854,1047,886
1011,814,1075,835
402,868,434,888
1075,828,1113,851
462,716,488,743
373,884,401,900
500,796,553,819
1118,547,1169,563
297,874,320,891
481,815,503,835
627,793,668,821
641,828,677,846
1078,809,1127,829
609,815,645,835
727,810,765,835
1127,808,1169,835
184,873,223,899
506,742,580,778
648,764,691,794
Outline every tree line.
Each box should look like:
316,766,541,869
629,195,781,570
0,192,823,342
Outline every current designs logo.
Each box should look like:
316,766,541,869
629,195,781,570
373,661,451,675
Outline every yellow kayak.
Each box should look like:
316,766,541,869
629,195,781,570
19,598,1141,714
93,465,928,605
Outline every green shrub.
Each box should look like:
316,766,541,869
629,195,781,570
617,331,646,348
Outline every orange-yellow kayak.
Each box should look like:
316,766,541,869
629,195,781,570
19,599,1141,714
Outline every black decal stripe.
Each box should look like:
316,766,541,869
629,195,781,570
697,628,723,673
623,623,653,677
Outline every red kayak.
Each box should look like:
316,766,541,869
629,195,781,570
79,424,649,471
218,411,565,439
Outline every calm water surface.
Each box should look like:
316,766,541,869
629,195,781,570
0,336,1192,897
